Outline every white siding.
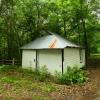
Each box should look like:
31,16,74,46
82,49,85,66
22,48,85,74
38,49,62,74
64,48,85,70
22,50,36,69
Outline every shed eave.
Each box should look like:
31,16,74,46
20,46,81,50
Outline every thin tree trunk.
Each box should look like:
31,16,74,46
36,2,40,35
56,13,60,34
63,18,67,37
80,0,88,68
82,20,88,68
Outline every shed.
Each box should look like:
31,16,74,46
21,33,85,74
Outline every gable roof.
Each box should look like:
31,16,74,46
21,34,79,49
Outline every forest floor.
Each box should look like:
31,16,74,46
81,68,100,100
0,66,99,100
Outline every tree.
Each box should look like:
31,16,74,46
0,0,100,60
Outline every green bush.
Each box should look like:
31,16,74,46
55,65,88,85
13,65,50,82
0,76,17,84
38,65,50,81
0,65,20,72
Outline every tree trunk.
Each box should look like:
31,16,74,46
82,19,88,68
80,0,88,68
63,18,67,37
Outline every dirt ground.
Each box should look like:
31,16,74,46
81,68,100,100
0,66,100,100
50,68,100,100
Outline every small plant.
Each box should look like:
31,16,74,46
38,65,49,81
55,65,88,85
0,76,17,84
0,65,10,72
31,82,56,93
0,65,20,72
40,83,56,93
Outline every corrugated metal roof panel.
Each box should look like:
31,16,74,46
21,34,80,49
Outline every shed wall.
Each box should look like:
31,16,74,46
38,49,62,74
22,48,85,74
64,48,85,71
22,50,36,69
81,49,85,66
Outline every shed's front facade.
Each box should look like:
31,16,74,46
21,33,85,74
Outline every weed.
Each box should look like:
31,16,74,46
38,66,50,81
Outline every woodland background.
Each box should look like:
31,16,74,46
0,0,100,60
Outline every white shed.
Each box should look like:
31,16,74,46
21,33,85,74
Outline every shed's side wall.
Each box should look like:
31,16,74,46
22,50,36,69
82,49,85,66
64,48,85,70
38,49,62,74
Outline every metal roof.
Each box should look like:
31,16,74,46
21,34,80,49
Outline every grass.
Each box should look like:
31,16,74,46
0,65,89,100
89,53,100,59
0,65,56,100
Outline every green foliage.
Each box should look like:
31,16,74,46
0,65,18,72
0,65,56,99
90,54,100,59
40,83,56,93
0,0,100,59
31,82,56,93
55,66,88,85
0,77,17,84
0,65,50,82
38,65,50,82
0,65,88,85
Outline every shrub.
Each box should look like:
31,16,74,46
38,65,50,81
0,65,11,72
0,76,17,84
17,65,50,82
55,65,88,85
0,65,20,72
